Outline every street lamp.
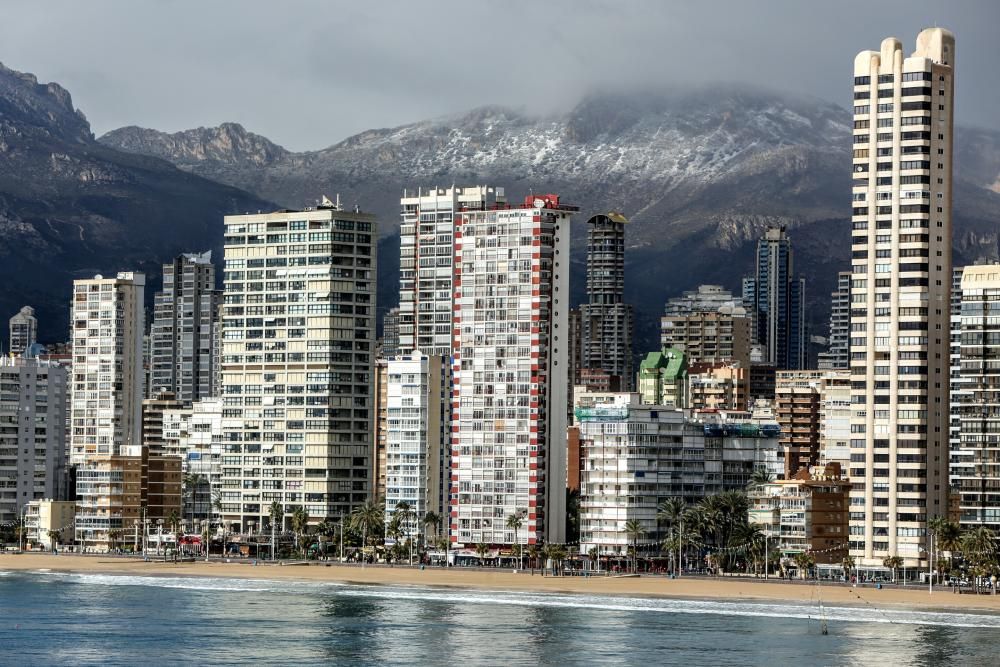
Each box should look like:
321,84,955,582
20,503,28,552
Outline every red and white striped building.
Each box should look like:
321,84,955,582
450,194,576,548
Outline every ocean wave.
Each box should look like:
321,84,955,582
14,570,1000,629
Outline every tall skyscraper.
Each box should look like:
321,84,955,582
0,357,68,525
949,265,1000,532
848,28,954,568
818,272,851,370
150,251,222,404
579,212,634,391
380,306,401,357
451,193,576,548
399,185,504,355
69,272,146,463
220,201,376,532
8,306,37,357
743,227,807,370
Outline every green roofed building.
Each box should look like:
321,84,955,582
637,347,688,407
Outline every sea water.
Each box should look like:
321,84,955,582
0,569,997,665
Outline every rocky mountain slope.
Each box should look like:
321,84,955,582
99,88,1000,354
0,62,274,341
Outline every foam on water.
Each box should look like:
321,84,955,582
13,570,1000,629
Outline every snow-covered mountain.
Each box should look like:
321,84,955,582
99,86,1000,353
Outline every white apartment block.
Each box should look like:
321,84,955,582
819,370,852,469
383,352,446,538
399,185,505,355
163,398,223,521
69,272,146,463
576,392,782,556
0,357,68,524
849,28,954,567
451,194,575,548
220,201,376,531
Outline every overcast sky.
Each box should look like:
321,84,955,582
2,0,997,151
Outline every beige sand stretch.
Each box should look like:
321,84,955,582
4,553,1000,612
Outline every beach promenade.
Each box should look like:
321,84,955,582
4,553,1000,612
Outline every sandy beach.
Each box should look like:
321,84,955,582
4,553,1000,613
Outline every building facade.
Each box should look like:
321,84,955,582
775,370,824,478
150,251,222,404
220,202,377,531
0,357,68,524
849,28,954,567
637,348,687,407
451,194,575,548
162,398,224,522
748,464,851,564
9,306,37,357
660,308,752,368
24,499,76,550
69,272,146,464
819,370,852,469
950,265,1000,532
383,352,447,538
380,306,401,357
818,272,851,370
579,212,634,391
576,392,782,556
687,362,749,411
743,227,807,370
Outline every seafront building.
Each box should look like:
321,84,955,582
848,28,954,568
775,370,824,478
0,357,68,525
220,199,377,532
69,272,146,463
372,359,389,500
451,193,575,548
819,370,852,469
579,212,634,391
383,352,447,539
8,306,37,357
575,392,782,557
24,499,76,550
949,265,1000,532
747,463,851,565
743,227,807,370
150,251,222,404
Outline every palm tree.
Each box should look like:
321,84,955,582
587,546,599,572
729,522,764,575
393,501,416,563
166,509,181,542
506,510,525,569
842,554,856,582
46,530,62,552
182,473,206,523
475,542,490,566
961,526,998,586
422,511,441,549
883,555,904,583
291,506,310,557
748,467,773,489
527,544,541,571
624,519,646,573
268,501,284,559
793,552,816,579
350,499,385,558
108,529,123,553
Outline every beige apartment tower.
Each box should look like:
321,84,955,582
849,28,954,567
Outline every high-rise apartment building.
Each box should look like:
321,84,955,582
849,28,954,567
0,357,68,525
660,308,752,367
383,352,447,538
950,265,1000,532
372,359,389,501
775,370,823,478
69,272,146,463
818,272,851,370
150,251,222,404
9,306,37,357
162,398,224,522
579,212,634,391
819,370,852,469
743,227,807,370
399,185,504,355
380,306,401,357
451,194,575,548
220,201,377,531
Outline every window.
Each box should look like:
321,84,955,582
877,118,893,128
854,119,870,129
902,71,931,82
878,74,895,83
854,105,870,115
855,75,871,85
877,103,894,113
853,149,869,159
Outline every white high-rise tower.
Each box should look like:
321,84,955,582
848,28,954,568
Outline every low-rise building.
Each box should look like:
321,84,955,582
637,348,687,407
576,392,781,557
747,463,851,564
24,499,76,550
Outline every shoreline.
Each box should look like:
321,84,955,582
4,553,1000,613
